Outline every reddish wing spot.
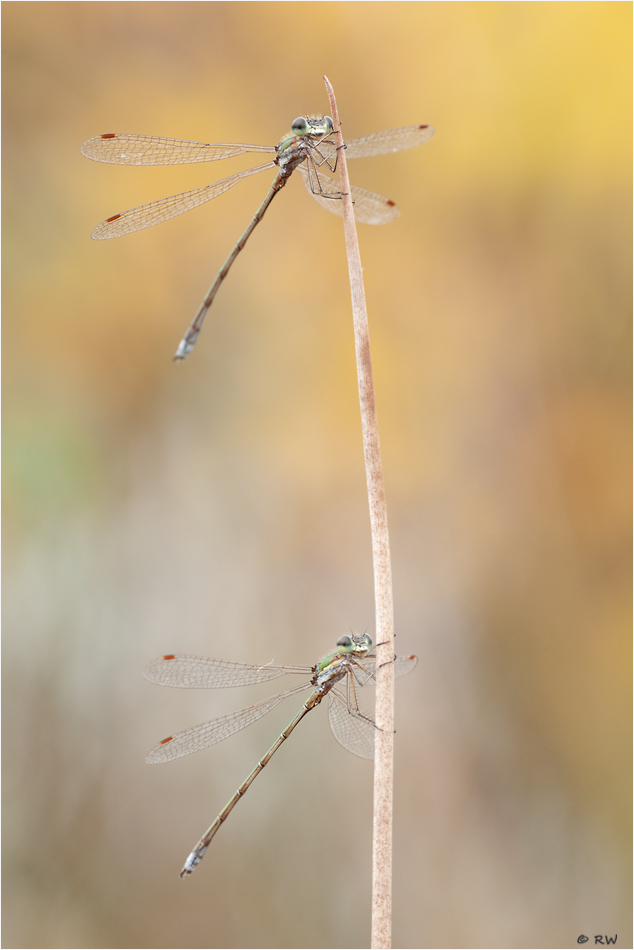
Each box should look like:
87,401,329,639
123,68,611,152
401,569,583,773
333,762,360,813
162,655,176,660
418,124,428,130
106,214,122,223
160,736,174,745
101,133,117,139
386,200,396,207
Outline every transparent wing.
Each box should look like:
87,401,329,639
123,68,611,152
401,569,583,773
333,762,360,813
353,653,418,686
144,654,312,690
328,689,375,759
297,163,399,225
146,682,311,763
345,124,435,159
91,161,277,239
81,133,276,165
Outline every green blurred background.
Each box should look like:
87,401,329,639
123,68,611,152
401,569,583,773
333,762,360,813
3,3,631,948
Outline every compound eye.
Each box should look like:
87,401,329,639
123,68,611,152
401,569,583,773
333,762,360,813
337,635,352,648
323,116,334,134
364,634,373,649
291,116,308,135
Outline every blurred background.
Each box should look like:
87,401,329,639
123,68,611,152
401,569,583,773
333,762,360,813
3,3,631,948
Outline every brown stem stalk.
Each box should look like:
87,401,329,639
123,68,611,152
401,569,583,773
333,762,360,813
323,76,395,950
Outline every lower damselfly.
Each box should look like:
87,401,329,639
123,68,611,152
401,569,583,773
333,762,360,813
81,116,434,360
144,633,417,877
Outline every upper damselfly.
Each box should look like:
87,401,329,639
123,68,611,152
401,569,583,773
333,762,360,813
81,116,434,359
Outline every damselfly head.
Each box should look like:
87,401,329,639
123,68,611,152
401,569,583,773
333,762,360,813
291,115,334,137
336,633,372,654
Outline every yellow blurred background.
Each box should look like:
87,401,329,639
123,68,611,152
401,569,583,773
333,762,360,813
3,3,631,948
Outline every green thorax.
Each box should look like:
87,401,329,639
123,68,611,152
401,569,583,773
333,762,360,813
316,633,372,673
277,114,334,157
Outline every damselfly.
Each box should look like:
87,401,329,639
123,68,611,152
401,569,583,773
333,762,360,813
144,633,417,876
81,116,434,359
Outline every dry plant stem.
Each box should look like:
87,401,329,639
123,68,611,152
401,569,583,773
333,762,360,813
323,76,395,950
